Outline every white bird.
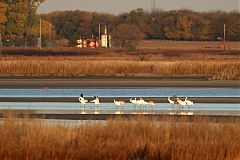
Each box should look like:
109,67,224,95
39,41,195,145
147,101,155,110
79,94,88,110
168,97,175,105
91,96,100,109
130,98,138,110
177,98,187,110
139,98,148,105
135,98,142,106
114,99,125,110
168,97,176,109
137,98,148,110
185,97,194,109
168,97,175,104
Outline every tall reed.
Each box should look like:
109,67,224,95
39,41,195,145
0,58,239,80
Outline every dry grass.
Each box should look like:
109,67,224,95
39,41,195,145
0,57,239,80
0,113,240,160
138,40,240,50
0,45,239,80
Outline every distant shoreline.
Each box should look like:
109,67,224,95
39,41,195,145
0,78,239,88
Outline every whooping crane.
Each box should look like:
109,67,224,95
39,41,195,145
168,97,177,110
114,99,125,110
185,97,194,109
130,98,138,110
79,94,88,110
139,98,148,105
91,96,100,109
147,101,155,110
168,97,175,104
138,98,148,110
177,98,187,110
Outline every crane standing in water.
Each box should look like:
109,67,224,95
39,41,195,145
185,97,194,109
114,99,125,110
79,94,88,110
91,96,100,110
130,98,138,110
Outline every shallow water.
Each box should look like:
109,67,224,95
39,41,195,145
0,102,239,111
0,87,239,97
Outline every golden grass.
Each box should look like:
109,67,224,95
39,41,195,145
0,47,239,80
0,114,240,160
0,57,239,80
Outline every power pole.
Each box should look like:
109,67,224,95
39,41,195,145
98,24,101,47
0,33,2,47
223,24,226,50
152,0,156,12
0,33,2,55
50,23,52,48
39,18,42,49
238,0,240,13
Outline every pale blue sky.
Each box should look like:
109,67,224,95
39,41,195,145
38,0,240,14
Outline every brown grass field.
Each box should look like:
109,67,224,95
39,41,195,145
0,41,239,80
0,113,240,160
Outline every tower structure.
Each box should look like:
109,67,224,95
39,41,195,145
151,0,156,12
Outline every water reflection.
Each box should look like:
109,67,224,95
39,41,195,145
0,102,239,111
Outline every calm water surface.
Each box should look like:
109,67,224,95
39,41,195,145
0,87,239,97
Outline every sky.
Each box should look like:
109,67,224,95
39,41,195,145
38,0,240,14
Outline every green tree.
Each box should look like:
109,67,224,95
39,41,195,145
69,32,78,47
147,11,165,39
163,13,192,40
0,0,45,42
192,19,211,40
225,12,240,41
208,11,228,40
40,19,54,40
5,2,28,38
118,8,151,39
0,2,7,36
60,21,76,39
41,9,240,42
162,13,180,39
176,15,192,39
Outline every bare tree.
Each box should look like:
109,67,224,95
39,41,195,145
112,23,144,50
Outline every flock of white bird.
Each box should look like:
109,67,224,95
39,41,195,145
167,97,194,110
78,94,193,110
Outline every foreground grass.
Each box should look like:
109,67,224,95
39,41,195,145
0,115,240,160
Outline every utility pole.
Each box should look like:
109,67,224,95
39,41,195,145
0,33,2,47
152,0,156,12
98,24,101,47
50,23,52,48
0,33,2,55
223,24,226,51
39,18,42,49
238,0,240,13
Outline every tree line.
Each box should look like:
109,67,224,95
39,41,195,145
0,2,239,47
0,0,46,46
44,9,239,47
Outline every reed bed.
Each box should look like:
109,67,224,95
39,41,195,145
0,58,239,80
0,114,240,160
0,47,239,80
